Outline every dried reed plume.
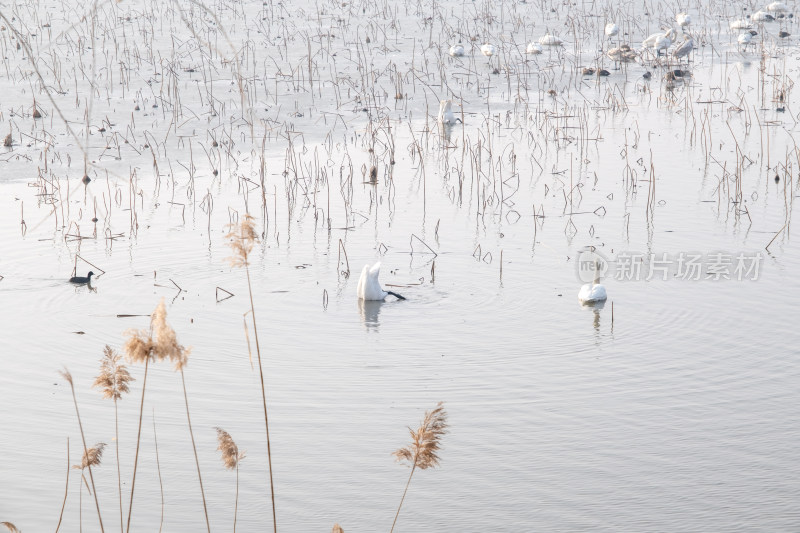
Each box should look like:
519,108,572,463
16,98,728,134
390,402,448,533
59,369,105,533
1,522,20,533
94,345,134,400
226,213,258,267
226,213,277,533
74,443,106,470
216,428,245,469
393,402,448,469
332,524,344,533
124,300,191,370
93,345,132,533
124,300,206,533
216,427,246,532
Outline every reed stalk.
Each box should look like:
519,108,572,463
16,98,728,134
226,214,277,532
54,438,70,533
93,345,133,533
216,427,246,532
390,402,448,532
124,300,208,531
60,369,105,533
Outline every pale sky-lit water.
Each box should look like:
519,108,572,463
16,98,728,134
1,0,800,531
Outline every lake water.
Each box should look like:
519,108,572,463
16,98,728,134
1,0,799,531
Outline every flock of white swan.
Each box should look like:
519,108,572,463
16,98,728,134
361,0,795,307
448,1,792,65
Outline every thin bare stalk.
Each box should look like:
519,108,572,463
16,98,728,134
153,409,165,533
390,464,416,533
61,370,105,533
246,263,277,533
226,215,276,532
115,400,122,533
125,358,149,533
180,368,211,532
390,402,448,532
55,438,70,533
235,462,240,533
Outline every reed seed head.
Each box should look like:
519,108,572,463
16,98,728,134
58,368,73,386
393,402,448,470
93,345,134,400
74,442,106,470
152,299,191,370
215,427,245,469
332,525,344,533
225,213,258,267
1,523,20,533
124,299,191,371
123,327,156,364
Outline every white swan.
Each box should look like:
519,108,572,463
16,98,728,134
676,12,691,27
672,35,694,61
766,1,789,13
578,278,607,304
643,29,675,56
449,44,465,57
480,43,495,56
751,10,775,22
737,32,753,50
605,23,619,38
438,99,456,125
357,263,405,301
526,42,543,54
539,33,563,46
730,19,753,30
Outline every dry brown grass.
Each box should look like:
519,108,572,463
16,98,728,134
225,213,277,533
215,428,246,469
93,345,133,400
93,344,132,533
124,300,204,532
74,443,106,470
332,524,344,533
225,213,258,267
390,402,448,533
124,300,191,370
1,522,20,533
393,402,448,470
215,427,246,532
59,368,105,533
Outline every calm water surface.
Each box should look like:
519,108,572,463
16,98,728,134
1,0,799,531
